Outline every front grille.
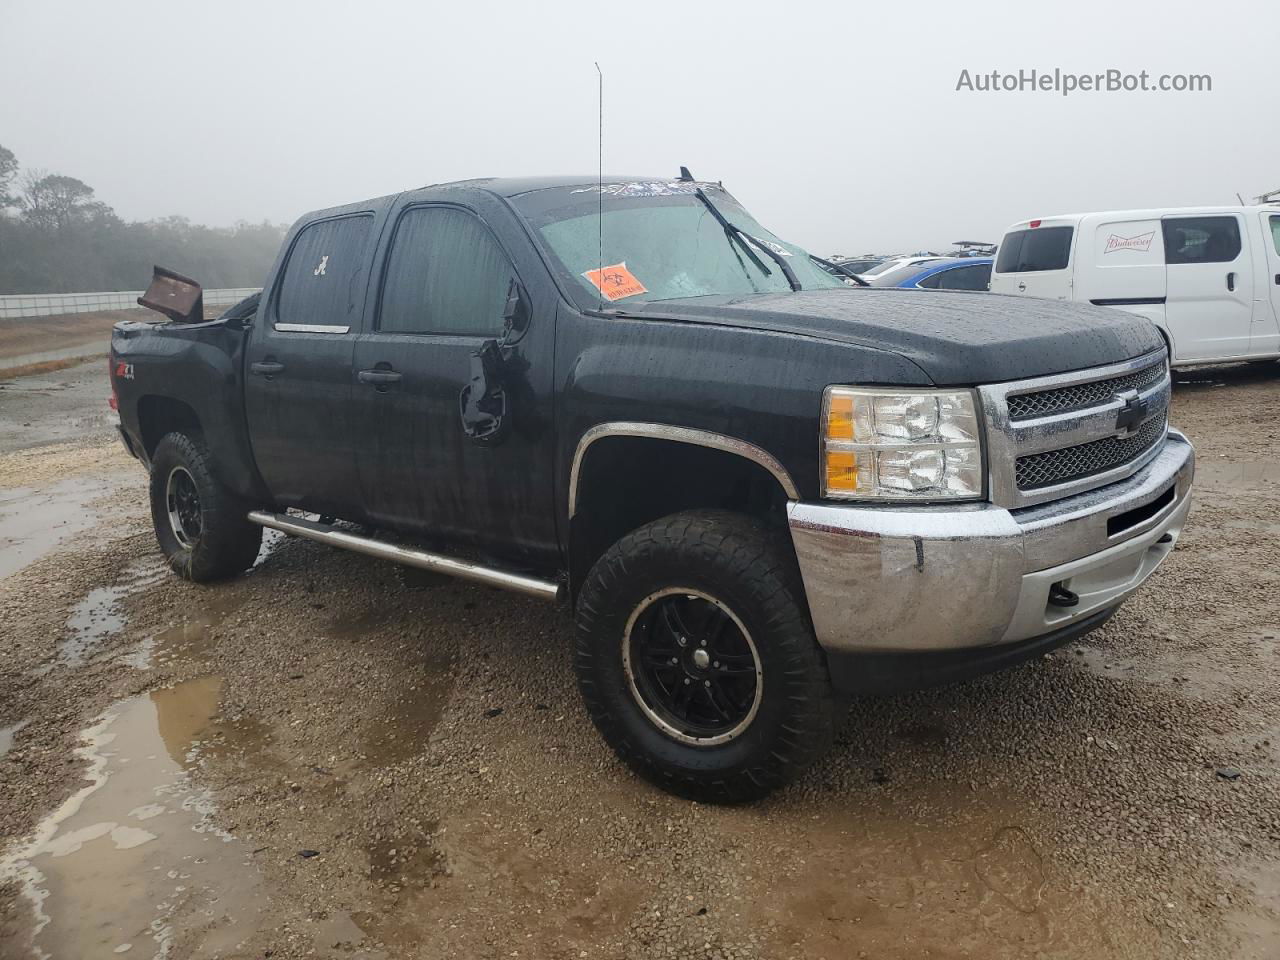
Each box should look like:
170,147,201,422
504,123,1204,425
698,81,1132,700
1007,359,1166,420
1015,414,1167,490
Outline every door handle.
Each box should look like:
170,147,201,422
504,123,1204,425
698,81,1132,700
250,360,285,377
1274,273,1279,286
357,369,402,386
1226,272,1235,292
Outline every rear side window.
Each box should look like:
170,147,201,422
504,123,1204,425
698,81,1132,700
379,207,515,337
1163,216,1241,264
923,263,991,291
995,226,1073,273
1272,216,1280,255
275,215,374,327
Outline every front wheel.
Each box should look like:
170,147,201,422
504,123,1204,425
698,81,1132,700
574,510,838,803
149,432,262,582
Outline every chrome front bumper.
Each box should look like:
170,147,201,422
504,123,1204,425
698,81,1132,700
788,430,1194,655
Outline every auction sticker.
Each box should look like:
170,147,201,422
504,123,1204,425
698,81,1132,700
583,262,648,301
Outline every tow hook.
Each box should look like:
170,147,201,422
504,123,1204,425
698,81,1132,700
1048,582,1080,608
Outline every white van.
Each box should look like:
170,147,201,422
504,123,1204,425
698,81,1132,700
990,206,1280,366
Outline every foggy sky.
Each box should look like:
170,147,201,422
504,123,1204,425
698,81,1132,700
2,0,1275,256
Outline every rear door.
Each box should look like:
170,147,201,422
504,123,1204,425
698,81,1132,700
1255,211,1280,356
245,212,377,517
1161,214,1252,361
989,222,1075,299
351,202,556,563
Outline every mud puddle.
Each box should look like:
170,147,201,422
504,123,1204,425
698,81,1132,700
59,558,168,668
749,798,1161,959
0,473,126,579
1073,631,1280,700
0,677,267,959
53,532,285,673
1223,859,1280,960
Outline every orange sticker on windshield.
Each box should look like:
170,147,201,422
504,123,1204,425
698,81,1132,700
583,262,648,301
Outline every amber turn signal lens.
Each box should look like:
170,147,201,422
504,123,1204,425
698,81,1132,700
824,450,858,492
825,392,855,441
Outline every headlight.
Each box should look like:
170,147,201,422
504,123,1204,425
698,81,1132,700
821,386,984,501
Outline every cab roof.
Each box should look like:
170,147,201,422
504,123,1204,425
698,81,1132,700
295,176,711,224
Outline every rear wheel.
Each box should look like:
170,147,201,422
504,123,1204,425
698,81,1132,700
149,432,262,582
574,510,837,803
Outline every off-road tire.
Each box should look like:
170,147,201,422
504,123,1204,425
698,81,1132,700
149,432,262,582
574,510,837,803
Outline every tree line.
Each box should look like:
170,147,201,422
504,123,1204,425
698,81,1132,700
0,144,286,294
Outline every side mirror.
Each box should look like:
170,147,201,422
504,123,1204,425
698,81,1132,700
501,278,531,343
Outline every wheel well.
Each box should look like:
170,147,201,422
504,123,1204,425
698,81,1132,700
569,436,793,600
137,396,202,457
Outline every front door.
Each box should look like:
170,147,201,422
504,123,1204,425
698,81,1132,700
351,204,555,565
245,213,375,517
1161,214,1253,361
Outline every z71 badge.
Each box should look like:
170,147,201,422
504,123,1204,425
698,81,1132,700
114,361,135,380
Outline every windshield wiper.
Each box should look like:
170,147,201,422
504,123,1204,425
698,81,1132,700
743,234,801,291
810,254,869,287
693,188,801,291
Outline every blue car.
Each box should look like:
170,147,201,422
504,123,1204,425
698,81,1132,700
869,257,992,291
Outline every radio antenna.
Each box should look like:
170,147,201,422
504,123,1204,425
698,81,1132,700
595,61,604,311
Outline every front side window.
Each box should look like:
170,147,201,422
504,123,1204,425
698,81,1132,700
1162,216,1242,264
275,215,374,327
379,207,515,336
510,182,842,308
995,226,1073,273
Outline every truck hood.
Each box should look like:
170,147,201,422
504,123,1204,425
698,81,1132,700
618,288,1163,386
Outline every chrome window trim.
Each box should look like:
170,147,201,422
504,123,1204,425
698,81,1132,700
568,422,800,518
274,323,351,334
979,350,1170,509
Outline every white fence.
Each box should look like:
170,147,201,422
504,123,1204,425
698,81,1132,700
0,288,261,320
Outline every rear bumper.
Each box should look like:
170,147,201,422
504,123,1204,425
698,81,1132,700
787,430,1194,673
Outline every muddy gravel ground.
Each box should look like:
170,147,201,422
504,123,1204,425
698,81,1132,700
1,358,1278,960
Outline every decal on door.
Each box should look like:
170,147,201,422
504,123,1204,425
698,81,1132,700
313,255,329,276
582,262,648,301
1104,232,1155,254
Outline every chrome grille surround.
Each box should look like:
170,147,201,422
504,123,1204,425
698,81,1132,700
978,350,1171,509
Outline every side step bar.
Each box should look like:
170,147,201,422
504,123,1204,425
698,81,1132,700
247,511,562,602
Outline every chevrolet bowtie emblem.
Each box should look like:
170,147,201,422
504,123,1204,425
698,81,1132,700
1114,389,1149,436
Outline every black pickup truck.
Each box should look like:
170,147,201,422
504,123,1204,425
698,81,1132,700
110,175,1194,801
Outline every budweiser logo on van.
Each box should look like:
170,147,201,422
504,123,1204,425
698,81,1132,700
1104,231,1155,254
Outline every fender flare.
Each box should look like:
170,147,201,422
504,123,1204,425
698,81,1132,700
568,422,800,519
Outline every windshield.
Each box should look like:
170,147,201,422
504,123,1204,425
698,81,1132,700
510,182,843,307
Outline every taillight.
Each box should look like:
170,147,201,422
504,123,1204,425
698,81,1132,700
108,355,119,410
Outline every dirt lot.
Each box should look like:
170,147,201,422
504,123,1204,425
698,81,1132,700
0,358,1277,960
